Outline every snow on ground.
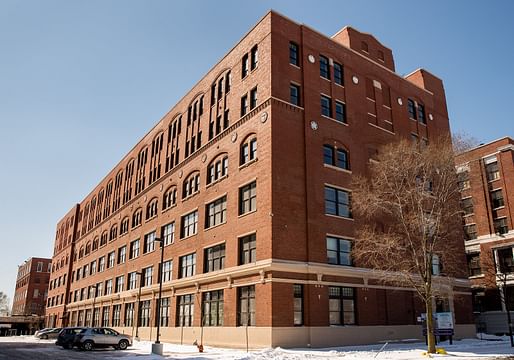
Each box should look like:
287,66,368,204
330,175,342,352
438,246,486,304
0,334,512,359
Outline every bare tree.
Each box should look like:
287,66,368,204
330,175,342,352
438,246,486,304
452,132,480,155
352,136,466,354
0,292,9,316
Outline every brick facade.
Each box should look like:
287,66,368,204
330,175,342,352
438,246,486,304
12,257,51,316
456,137,514,315
45,11,473,347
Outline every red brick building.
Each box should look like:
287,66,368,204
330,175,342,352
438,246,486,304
456,137,514,333
46,11,474,347
12,257,51,316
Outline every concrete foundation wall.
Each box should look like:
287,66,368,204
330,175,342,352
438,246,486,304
114,324,476,348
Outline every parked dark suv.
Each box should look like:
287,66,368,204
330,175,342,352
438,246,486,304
56,327,86,349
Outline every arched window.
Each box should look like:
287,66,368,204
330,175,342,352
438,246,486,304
207,153,228,185
132,208,143,228
109,224,118,241
163,186,177,211
85,242,91,256
100,231,108,247
120,217,129,235
182,171,200,199
146,198,159,220
323,144,350,170
92,236,99,251
240,135,257,165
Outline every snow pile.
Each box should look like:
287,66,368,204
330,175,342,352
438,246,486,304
0,334,512,359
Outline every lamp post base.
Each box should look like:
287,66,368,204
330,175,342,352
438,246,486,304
152,342,164,355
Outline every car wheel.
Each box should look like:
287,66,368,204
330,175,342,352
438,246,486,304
82,340,94,351
118,340,129,350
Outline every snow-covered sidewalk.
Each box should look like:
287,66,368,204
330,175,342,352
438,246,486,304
0,334,512,359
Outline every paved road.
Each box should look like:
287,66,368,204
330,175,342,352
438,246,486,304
0,342,144,360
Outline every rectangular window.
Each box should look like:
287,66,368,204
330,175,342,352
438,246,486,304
319,55,330,79
36,262,43,272
333,62,343,85
204,243,226,272
181,210,198,238
457,171,470,191
161,260,173,283
115,275,124,293
107,251,115,268
130,239,140,259
461,197,474,215
157,297,170,327
105,279,113,295
289,42,299,66
179,253,196,278
117,246,126,264
418,103,426,124
293,284,303,326
124,303,134,327
242,54,249,78
203,290,224,326
464,224,477,241
238,285,255,326
328,286,356,325
325,186,352,218
239,233,256,265
97,256,105,272
486,161,500,181
491,189,505,209
127,271,137,290
290,84,300,106
144,231,156,254
239,181,257,215
241,95,248,117
327,236,352,265
162,222,175,246
177,294,194,327
250,87,258,110
494,217,509,235
142,266,153,287
112,305,121,327
407,99,417,119
498,247,514,273
206,196,227,228
139,300,151,327
335,101,346,123
321,95,332,117
467,253,482,276
250,45,258,70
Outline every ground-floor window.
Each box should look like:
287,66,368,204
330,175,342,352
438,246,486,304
294,284,303,326
177,294,194,327
157,297,170,327
125,303,134,327
203,290,224,326
77,310,84,326
328,286,356,325
112,305,121,327
139,300,151,327
93,308,100,327
102,306,110,327
238,285,256,326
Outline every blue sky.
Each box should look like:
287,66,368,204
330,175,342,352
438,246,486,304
0,0,513,303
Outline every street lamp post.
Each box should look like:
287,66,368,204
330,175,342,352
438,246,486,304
134,271,143,340
90,284,97,327
152,237,165,355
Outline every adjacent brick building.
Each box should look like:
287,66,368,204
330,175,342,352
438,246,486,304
12,257,51,316
456,137,514,332
45,11,474,347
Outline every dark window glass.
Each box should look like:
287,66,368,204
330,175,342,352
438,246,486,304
418,103,426,124
407,99,417,119
335,101,346,123
328,286,356,325
293,284,303,326
327,236,352,265
461,198,474,215
333,62,343,85
204,244,226,272
239,234,256,264
491,189,505,209
467,253,481,276
238,286,255,326
242,54,249,78
321,95,331,117
239,181,257,215
290,84,300,106
325,186,352,218
177,294,194,327
320,55,330,79
250,87,258,109
203,290,224,326
251,45,258,70
289,42,299,66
